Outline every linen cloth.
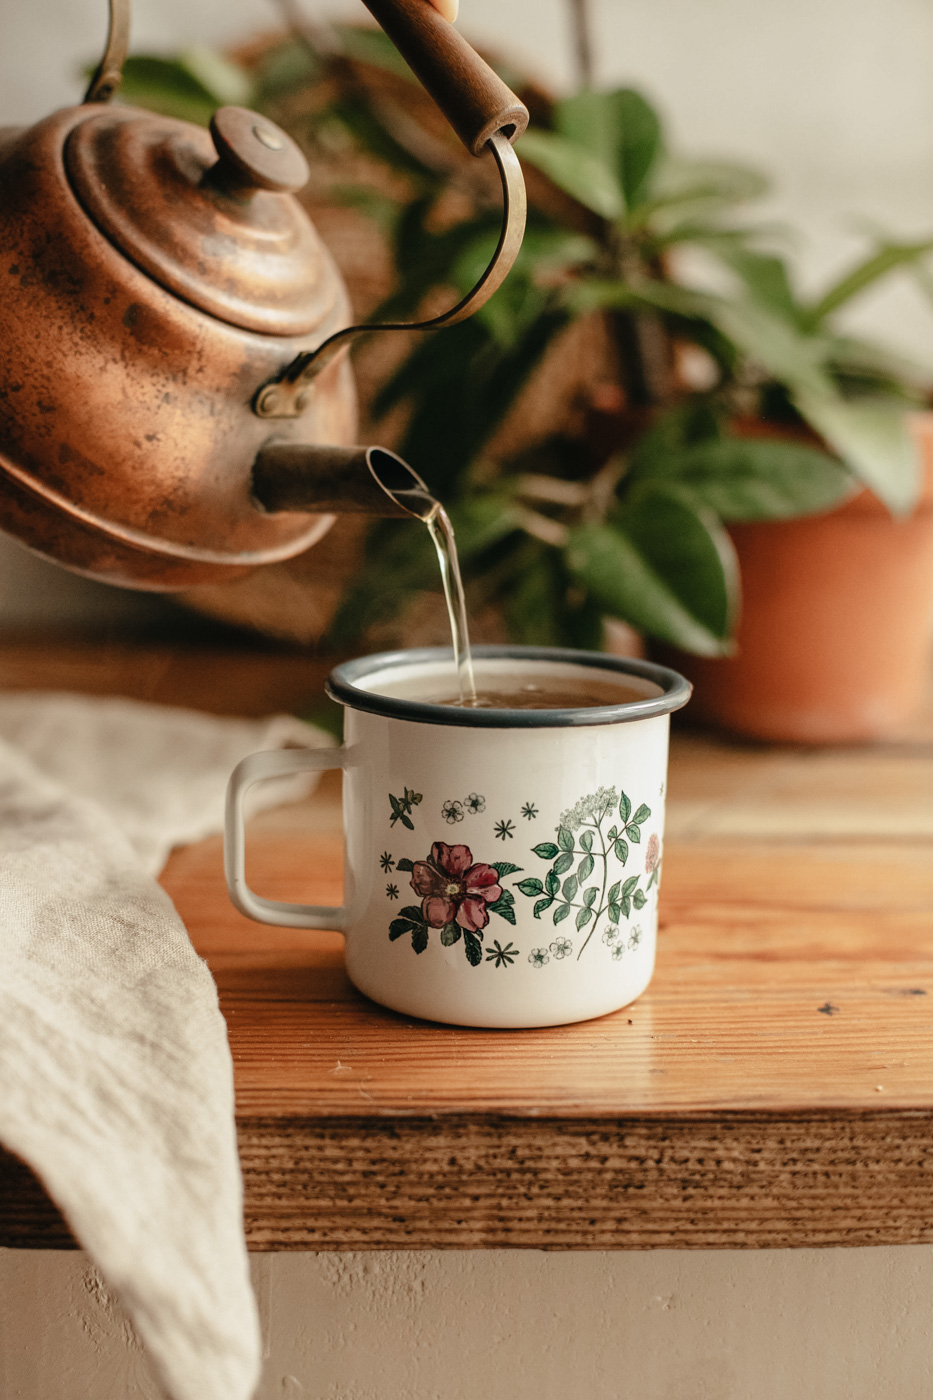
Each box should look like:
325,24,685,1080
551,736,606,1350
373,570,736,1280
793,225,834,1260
0,692,333,1400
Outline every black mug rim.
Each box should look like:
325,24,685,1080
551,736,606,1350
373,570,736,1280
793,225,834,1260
326,645,692,729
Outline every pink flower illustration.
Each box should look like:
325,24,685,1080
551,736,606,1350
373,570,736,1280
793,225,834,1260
645,833,660,873
410,842,502,932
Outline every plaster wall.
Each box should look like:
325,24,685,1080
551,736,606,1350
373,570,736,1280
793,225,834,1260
3,1245,933,1398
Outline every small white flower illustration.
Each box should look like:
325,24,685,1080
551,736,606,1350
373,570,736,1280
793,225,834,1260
550,936,573,959
441,799,464,824
611,943,625,961
602,924,620,945
628,925,643,950
528,948,550,968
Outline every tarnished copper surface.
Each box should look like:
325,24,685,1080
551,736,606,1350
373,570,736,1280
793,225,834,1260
0,109,356,589
65,107,331,336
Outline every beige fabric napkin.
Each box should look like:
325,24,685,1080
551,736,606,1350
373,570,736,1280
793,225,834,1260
0,692,333,1400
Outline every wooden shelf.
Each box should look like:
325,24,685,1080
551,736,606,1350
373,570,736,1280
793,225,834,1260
2,642,933,1249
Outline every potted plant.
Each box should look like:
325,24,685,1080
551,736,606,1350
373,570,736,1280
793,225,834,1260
119,24,933,740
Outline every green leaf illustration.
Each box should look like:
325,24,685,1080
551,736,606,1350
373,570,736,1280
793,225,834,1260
621,897,632,918
608,902,622,923
578,853,595,882
562,873,578,901
411,927,429,954
464,931,483,966
396,857,414,873
633,889,648,909
557,826,574,852
554,851,574,876
399,905,425,922
584,886,598,908
533,842,560,859
622,877,640,897
493,861,523,878
400,813,414,830
608,880,621,903
517,877,545,897
581,829,594,853
614,838,629,864
620,792,632,823
632,804,651,824
389,918,415,941
545,871,560,897
534,897,553,919
575,906,594,930
440,923,462,946
487,890,517,925
553,902,572,924
628,825,642,844
607,825,618,842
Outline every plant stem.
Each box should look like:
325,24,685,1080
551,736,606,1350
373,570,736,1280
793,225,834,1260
567,0,595,88
576,817,609,959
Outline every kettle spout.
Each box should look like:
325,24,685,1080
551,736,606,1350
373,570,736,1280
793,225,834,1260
252,443,437,521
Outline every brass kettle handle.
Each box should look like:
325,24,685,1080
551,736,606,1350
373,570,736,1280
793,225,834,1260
360,0,528,155
83,0,131,104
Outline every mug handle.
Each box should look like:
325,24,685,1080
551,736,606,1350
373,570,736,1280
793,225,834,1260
225,748,348,931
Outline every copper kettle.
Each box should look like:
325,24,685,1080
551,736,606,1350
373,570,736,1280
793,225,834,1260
0,0,527,589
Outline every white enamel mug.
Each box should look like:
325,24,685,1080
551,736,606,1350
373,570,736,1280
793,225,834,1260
225,646,690,1028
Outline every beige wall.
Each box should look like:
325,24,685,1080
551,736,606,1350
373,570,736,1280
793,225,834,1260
3,1245,933,1398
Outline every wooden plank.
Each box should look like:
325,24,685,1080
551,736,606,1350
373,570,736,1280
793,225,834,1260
2,642,933,1250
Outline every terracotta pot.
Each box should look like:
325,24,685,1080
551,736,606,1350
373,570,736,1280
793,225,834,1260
672,417,933,744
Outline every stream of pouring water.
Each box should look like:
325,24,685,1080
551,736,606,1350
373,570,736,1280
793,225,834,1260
375,469,477,706
425,501,477,706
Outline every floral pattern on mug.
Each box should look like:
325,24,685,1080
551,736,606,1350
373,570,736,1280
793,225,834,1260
389,842,519,966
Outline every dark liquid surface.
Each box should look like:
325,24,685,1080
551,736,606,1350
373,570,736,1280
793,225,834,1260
431,679,652,710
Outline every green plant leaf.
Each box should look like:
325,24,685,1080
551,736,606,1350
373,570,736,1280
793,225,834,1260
566,491,738,655
632,805,652,824
557,826,574,852
562,874,579,902
517,878,545,897
628,434,855,520
633,890,648,909
792,392,921,514
411,927,429,954
553,87,663,213
608,881,622,903
440,923,462,946
463,931,483,966
712,248,801,323
580,829,594,853
644,156,769,222
614,839,629,864
117,50,254,125
553,902,572,925
493,862,523,878
534,897,553,918
389,918,416,941
517,129,624,220
575,905,594,931
398,905,424,923
710,299,834,397
554,851,574,877
395,857,414,873
577,853,595,883
622,877,640,896
608,902,622,923
583,886,598,908
627,826,642,844
806,239,933,326
620,897,632,918
545,871,561,897
619,792,632,823
534,842,560,860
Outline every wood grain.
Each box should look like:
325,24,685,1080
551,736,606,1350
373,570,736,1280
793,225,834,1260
2,642,933,1250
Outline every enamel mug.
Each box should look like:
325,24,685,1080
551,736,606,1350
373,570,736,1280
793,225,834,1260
225,646,690,1028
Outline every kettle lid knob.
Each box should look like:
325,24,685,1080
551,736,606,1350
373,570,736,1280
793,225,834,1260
207,107,310,196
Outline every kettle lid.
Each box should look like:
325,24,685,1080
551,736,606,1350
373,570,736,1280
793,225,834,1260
65,104,338,337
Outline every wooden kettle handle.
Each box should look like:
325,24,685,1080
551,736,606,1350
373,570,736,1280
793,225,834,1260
359,0,529,155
